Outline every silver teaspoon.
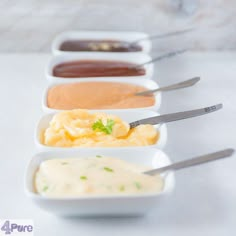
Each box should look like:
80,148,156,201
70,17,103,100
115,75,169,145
129,104,222,129
135,77,200,96
144,148,234,175
134,48,188,68
98,49,189,77
130,28,195,45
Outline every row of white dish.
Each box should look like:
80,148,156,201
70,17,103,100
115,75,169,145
25,31,175,217
45,32,160,112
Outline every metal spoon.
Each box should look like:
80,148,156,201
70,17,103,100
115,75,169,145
144,148,234,175
129,104,222,128
95,49,188,76
130,28,195,45
135,77,200,96
134,48,188,68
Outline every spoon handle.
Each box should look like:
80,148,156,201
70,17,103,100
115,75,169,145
135,49,188,68
129,104,222,128
144,149,234,175
131,28,194,45
135,77,200,96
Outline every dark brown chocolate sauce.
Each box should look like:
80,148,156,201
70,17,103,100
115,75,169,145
59,40,142,52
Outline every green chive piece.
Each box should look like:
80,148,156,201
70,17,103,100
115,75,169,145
104,167,113,172
80,176,87,180
96,155,102,158
61,162,68,165
43,186,48,192
135,182,142,190
119,185,125,192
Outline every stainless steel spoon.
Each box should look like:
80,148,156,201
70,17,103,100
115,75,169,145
134,48,188,68
129,104,222,128
130,28,195,45
96,49,188,77
144,148,234,175
135,77,200,96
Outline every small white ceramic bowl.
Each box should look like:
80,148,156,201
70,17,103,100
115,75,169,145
35,110,167,151
42,77,161,113
24,148,175,217
46,53,154,83
52,30,151,55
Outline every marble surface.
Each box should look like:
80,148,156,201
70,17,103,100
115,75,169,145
0,52,235,235
0,0,236,52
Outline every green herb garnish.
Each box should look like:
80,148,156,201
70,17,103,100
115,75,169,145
92,119,115,134
80,176,87,180
134,182,142,190
119,185,125,192
96,155,102,158
43,186,48,192
104,167,114,172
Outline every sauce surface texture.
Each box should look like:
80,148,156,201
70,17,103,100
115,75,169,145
35,157,163,197
43,109,159,147
53,60,145,78
59,40,142,52
47,82,155,110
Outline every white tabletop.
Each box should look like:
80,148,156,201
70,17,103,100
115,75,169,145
0,52,235,235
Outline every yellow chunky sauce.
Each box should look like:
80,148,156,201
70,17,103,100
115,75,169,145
35,157,164,197
43,109,159,147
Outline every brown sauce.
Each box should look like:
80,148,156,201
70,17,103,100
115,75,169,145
59,40,142,52
53,60,145,78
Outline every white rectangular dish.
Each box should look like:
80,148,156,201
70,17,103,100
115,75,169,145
24,148,174,217
35,110,167,151
46,53,154,83
52,31,151,55
42,77,161,113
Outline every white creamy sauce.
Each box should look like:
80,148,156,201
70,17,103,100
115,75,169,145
35,156,164,197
